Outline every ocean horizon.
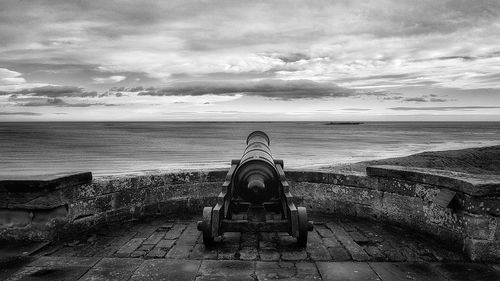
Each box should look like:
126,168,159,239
1,121,500,177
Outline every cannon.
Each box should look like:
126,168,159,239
197,131,313,246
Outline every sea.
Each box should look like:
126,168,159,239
1,122,499,177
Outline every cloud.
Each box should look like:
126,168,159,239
388,106,500,111
0,111,41,115
92,75,126,84
341,108,372,111
402,97,427,102
0,68,26,86
136,79,357,100
8,95,111,107
5,85,98,97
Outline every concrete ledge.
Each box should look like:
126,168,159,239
0,172,92,193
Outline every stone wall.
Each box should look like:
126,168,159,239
1,165,498,261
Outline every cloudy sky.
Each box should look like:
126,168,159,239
1,0,499,121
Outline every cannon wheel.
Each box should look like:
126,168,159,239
202,207,215,246
297,207,308,246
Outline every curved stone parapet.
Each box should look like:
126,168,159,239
1,166,498,261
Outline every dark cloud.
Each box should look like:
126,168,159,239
276,53,311,63
8,95,110,107
4,85,97,97
341,108,372,111
136,79,357,100
22,98,93,107
388,106,500,111
0,111,41,115
402,97,427,102
401,95,448,103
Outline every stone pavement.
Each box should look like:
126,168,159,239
2,215,499,280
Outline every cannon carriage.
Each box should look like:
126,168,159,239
197,131,313,246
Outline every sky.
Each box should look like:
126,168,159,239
0,0,500,121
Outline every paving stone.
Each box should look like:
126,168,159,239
307,244,331,261
370,262,447,281
241,233,258,247
348,231,370,244
134,226,158,239
109,233,136,247
326,222,370,261
156,222,173,231
79,258,143,281
322,237,340,248
365,246,386,261
259,232,277,242
239,247,258,261
130,259,200,281
5,266,89,281
115,238,145,257
315,225,335,238
165,245,193,259
52,246,76,257
189,244,217,260
259,241,277,250
384,248,406,262
339,220,358,232
222,232,241,244
327,246,351,261
433,263,500,281
75,238,114,257
0,256,34,281
142,231,164,245
255,261,321,281
307,231,323,245
145,239,176,258
317,262,380,281
163,224,187,240
130,250,147,258
137,244,155,251
198,260,254,281
258,249,280,261
93,245,119,257
278,235,297,247
176,226,200,245
28,256,100,268
217,245,239,260
281,249,308,261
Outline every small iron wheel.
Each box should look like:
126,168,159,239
297,207,308,246
201,207,215,246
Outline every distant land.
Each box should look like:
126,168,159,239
324,122,363,125
320,145,500,176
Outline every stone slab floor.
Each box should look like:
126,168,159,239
1,215,499,280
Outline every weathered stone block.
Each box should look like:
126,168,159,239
32,205,68,224
0,209,32,227
464,238,500,261
70,194,112,219
330,173,378,189
462,214,497,240
461,195,500,216
286,170,329,183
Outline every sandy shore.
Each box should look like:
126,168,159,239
318,145,500,176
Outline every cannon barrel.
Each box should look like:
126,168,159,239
234,131,279,204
